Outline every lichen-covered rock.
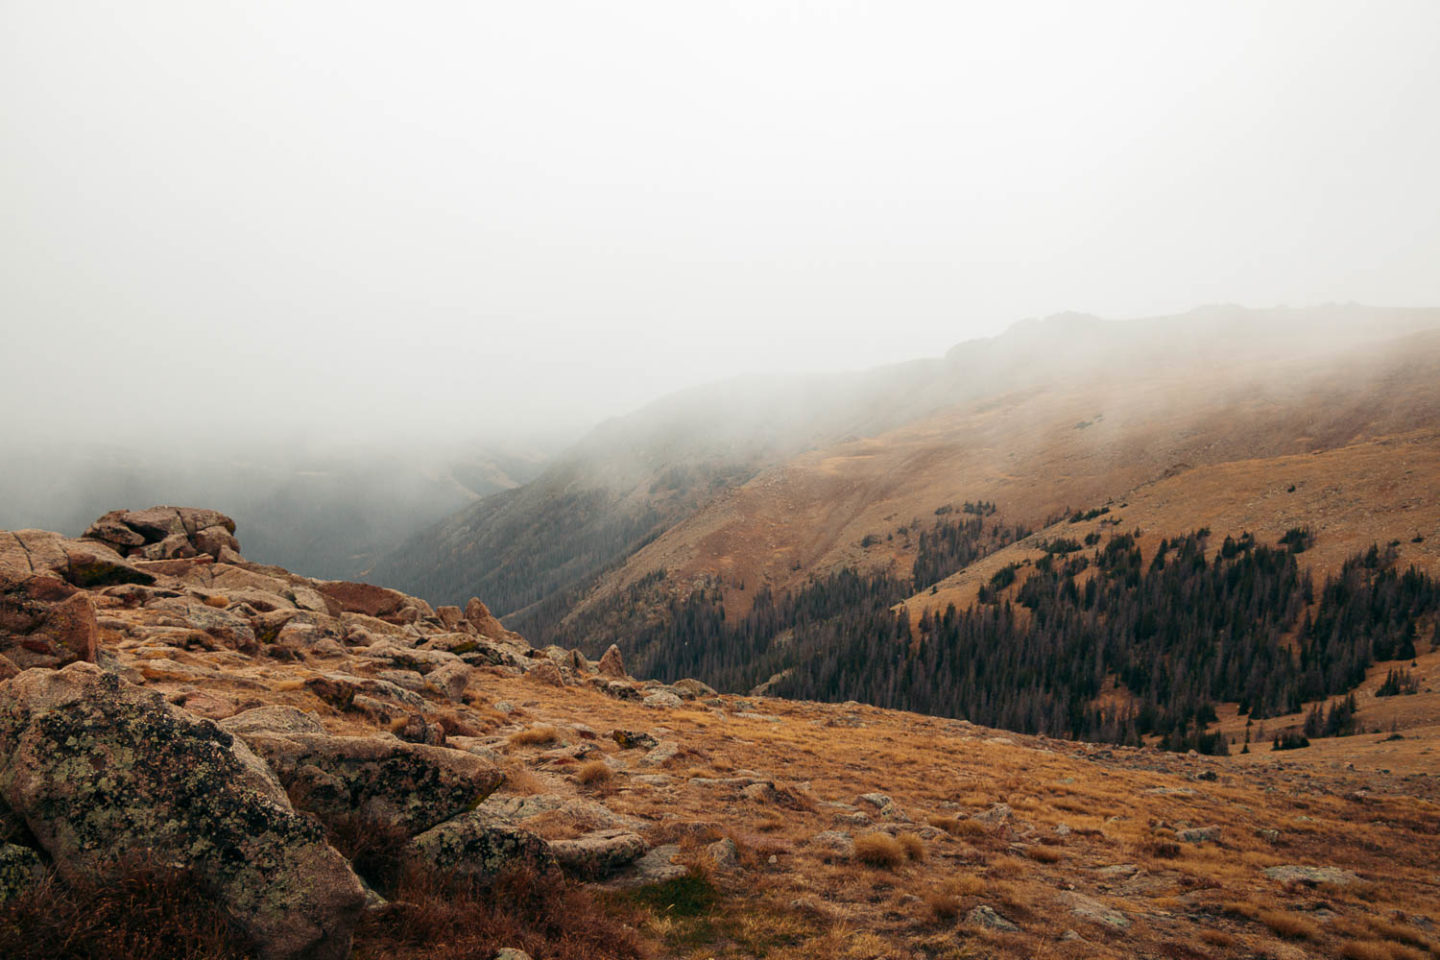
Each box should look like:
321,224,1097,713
611,730,658,750
0,663,365,959
219,705,327,737
410,811,557,881
238,731,503,835
548,830,648,881
0,842,43,902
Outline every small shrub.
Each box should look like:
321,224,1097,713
325,813,415,896
897,832,926,862
509,724,559,747
1338,941,1427,960
1025,845,1062,864
853,832,906,868
1146,840,1182,859
1259,909,1320,940
358,862,647,960
0,857,254,960
575,760,614,787
925,889,961,920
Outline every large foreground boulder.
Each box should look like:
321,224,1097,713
234,729,504,835
0,663,365,959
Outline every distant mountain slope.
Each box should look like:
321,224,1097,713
377,304,1440,664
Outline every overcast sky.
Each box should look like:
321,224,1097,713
4,1,1439,447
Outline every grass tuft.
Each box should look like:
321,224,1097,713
509,724,560,747
576,760,614,787
853,832,906,869
897,832,927,862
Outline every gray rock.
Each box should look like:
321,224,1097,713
1178,826,1221,844
602,843,687,889
411,811,557,881
639,741,680,767
967,904,1019,932
495,950,534,960
809,830,855,857
706,837,739,869
549,830,648,881
643,691,683,709
1263,865,1358,886
0,663,364,959
1062,892,1130,929
974,803,1012,825
238,731,503,835
219,705,326,736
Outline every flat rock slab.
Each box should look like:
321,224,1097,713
1263,865,1359,886
600,843,688,889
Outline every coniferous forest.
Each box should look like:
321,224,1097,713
561,511,1440,753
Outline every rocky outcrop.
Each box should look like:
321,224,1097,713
0,663,365,959
1,530,150,668
84,507,244,563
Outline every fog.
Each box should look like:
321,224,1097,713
5,1,1440,446
4,3,1440,567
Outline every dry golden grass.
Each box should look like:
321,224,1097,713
575,760,613,787
1338,941,1431,960
939,817,990,838
1258,908,1321,941
925,889,962,921
106,579,1440,960
852,833,905,869
1024,845,1062,864
496,761,546,796
508,724,559,747
896,832,926,862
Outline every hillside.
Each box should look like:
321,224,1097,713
567,307,1440,625
3,508,1439,960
